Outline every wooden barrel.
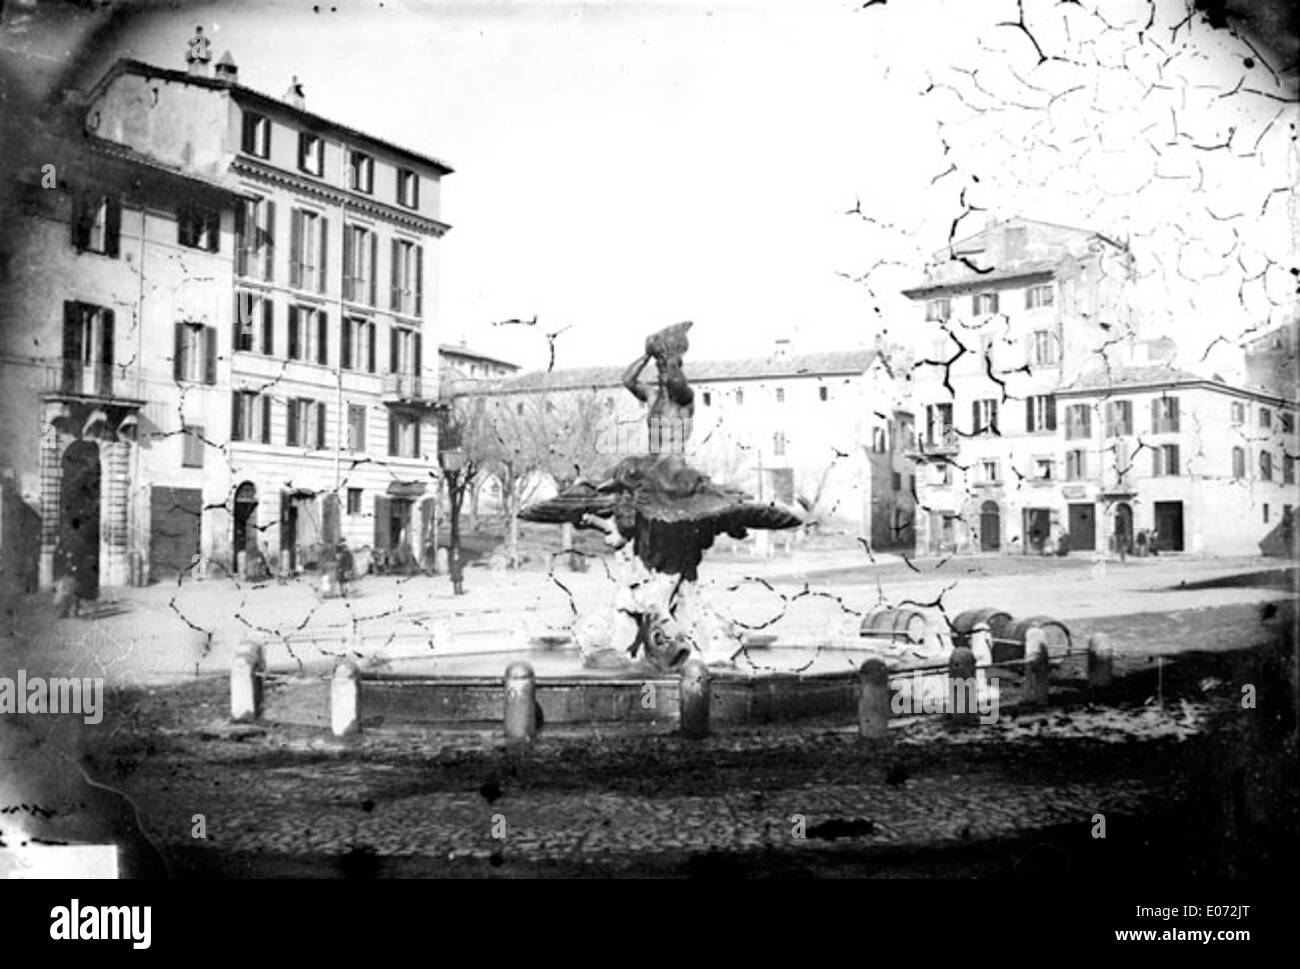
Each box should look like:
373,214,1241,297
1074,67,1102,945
859,607,929,644
995,616,1072,663
951,608,1013,649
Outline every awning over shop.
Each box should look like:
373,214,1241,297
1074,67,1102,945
387,480,428,498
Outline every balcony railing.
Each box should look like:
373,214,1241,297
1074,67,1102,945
382,372,426,401
907,427,960,457
41,361,144,402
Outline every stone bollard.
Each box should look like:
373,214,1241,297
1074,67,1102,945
679,659,711,739
331,661,362,737
968,624,999,715
947,645,978,727
230,641,264,723
1087,632,1114,689
1024,628,1051,706
504,661,537,742
858,658,892,739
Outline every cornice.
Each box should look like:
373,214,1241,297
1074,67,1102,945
230,157,452,238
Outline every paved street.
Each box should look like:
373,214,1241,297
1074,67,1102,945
2,550,1294,877
3,550,1293,687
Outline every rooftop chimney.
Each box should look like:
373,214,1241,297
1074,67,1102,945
185,26,212,76
285,75,305,110
215,50,238,84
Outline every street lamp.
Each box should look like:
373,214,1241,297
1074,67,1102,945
440,445,467,595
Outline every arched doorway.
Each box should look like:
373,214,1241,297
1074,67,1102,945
1113,502,1133,554
979,500,1001,551
233,482,258,559
58,441,101,601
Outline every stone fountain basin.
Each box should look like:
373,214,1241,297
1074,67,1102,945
258,639,944,729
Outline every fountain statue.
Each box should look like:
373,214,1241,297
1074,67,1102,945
519,321,803,671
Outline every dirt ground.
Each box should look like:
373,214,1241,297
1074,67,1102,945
3,599,1295,878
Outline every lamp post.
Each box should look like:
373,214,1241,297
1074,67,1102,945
440,444,467,595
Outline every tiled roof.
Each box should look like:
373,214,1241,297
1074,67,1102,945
1061,364,1206,392
476,349,878,394
84,136,251,196
94,59,454,175
437,344,521,370
901,259,1058,297
1058,364,1297,404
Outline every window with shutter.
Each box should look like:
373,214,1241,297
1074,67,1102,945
204,325,217,384
263,201,275,281
287,399,299,447
390,238,400,310
342,224,354,301
235,292,252,351
318,217,328,294
261,395,271,444
235,201,249,276
316,402,327,450
288,306,301,360
388,413,398,457
317,311,328,365
289,209,302,288
242,113,271,158
414,246,423,316
348,404,366,452
174,321,185,382
262,299,274,356
105,198,121,257
341,318,353,370
231,392,244,442
369,233,378,306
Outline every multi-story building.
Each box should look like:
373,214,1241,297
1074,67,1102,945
468,344,916,548
901,217,1138,554
1,112,245,592
1054,362,1297,555
900,217,1297,556
1243,320,1299,400
438,342,520,383
0,34,454,591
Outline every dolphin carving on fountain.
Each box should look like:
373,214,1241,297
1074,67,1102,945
519,322,803,671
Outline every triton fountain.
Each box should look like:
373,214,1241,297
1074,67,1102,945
518,321,805,672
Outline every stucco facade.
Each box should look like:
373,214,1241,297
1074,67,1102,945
0,44,455,590
466,348,917,548
901,217,1297,557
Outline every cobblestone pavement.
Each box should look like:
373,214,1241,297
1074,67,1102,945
40,686,1239,877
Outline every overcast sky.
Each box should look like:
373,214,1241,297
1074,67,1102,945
6,0,1296,373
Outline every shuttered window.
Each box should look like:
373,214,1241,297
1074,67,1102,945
174,323,217,384
71,193,121,256
1151,397,1180,433
178,205,220,252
